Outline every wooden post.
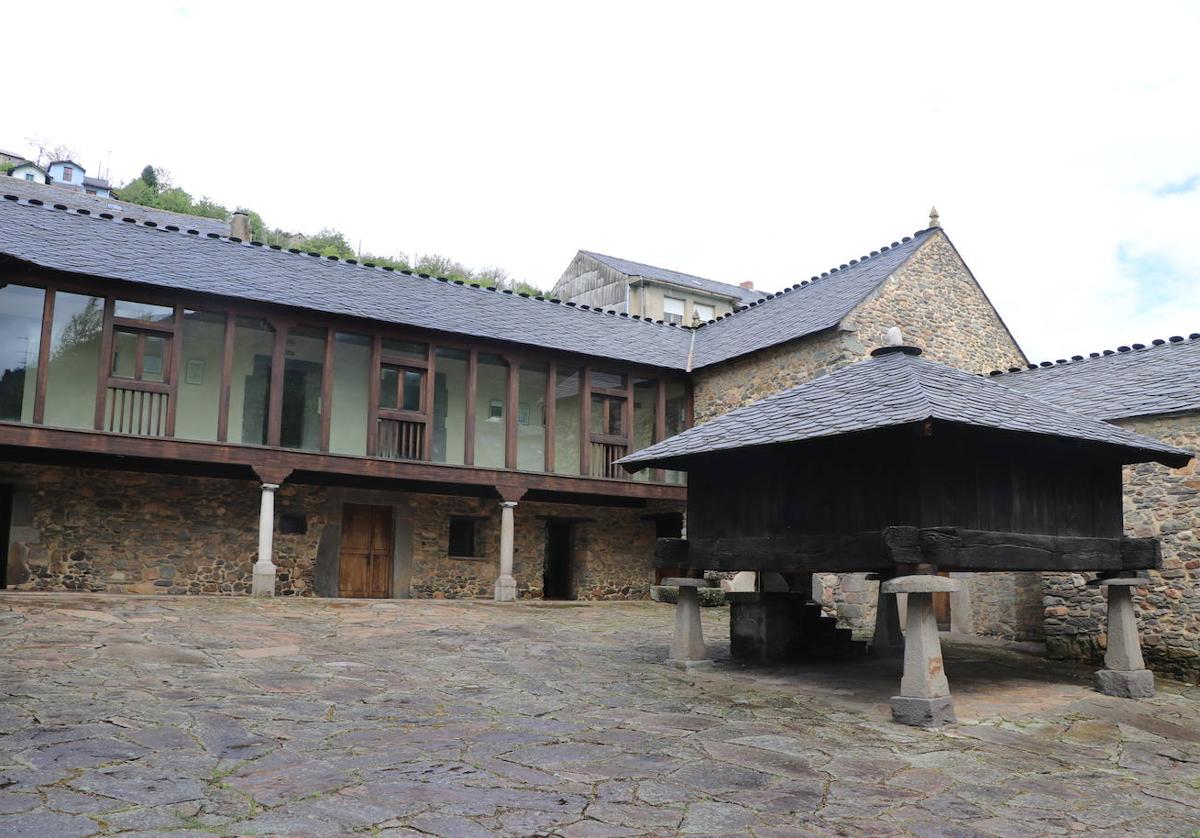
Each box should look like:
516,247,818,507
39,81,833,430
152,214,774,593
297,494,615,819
266,319,287,447
544,360,556,474
32,287,55,425
580,367,592,477
93,297,115,430
165,304,184,437
319,328,335,452
217,310,235,443
367,334,381,456
505,356,518,470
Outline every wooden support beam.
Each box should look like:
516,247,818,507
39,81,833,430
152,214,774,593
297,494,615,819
656,528,1162,573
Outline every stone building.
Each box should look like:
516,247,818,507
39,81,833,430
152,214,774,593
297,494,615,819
2,190,1196,684
997,337,1200,680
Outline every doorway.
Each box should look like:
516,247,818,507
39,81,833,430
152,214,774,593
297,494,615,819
543,522,574,600
933,571,952,630
0,485,11,588
338,504,393,598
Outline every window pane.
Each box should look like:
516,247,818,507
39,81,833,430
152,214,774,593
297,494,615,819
402,369,423,411
433,348,468,465
694,303,714,323
115,299,173,323
281,325,325,451
111,330,136,378
142,335,166,382
553,367,581,475
382,338,426,359
43,292,102,430
592,370,624,390
517,363,547,472
590,393,605,435
474,353,507,468
607,397,624,436
228,317,275,445
329,332,370,455
0,284,45,423
664,297,684,315
632,378,657,482
379,366,399,409
664,379,688,485
174,310,225,442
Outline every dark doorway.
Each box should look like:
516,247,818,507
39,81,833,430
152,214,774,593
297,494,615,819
543,522,574,600
338,504,394,598
650,512,684,584
0,485,11,588
933,570,952,630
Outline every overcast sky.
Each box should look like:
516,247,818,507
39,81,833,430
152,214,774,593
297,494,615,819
6,1,1198,363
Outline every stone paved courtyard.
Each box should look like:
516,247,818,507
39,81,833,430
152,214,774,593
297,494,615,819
1,594,1199,837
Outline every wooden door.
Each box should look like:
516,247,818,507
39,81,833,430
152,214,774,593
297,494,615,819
338,504,393,598
543,523,574,600
932,571,951,630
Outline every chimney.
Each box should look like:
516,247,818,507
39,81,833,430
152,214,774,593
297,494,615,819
739,280,754,290
230,211,251,241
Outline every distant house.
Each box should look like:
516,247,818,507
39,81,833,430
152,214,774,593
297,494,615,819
9,162,47,184
552,250,766,325
0,149,26,168
43,160,110,196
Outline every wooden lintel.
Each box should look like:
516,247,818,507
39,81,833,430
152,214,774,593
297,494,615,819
656,528,1162,573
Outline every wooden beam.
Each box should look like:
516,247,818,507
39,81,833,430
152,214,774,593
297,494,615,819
217,310,235,443
31,287,54,425
165,304,184,437
0,422,688,501
319,327,335,452
93,297,115,431
544,360,556,474
367,333,381,456
656,528,1162,573
653,378,666,484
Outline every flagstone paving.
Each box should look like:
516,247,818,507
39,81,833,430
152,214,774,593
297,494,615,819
1,593,1199,837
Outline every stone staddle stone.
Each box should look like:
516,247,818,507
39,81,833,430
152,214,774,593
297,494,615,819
1095,669,1155,699
663,578,709,668
890,695,957,728
1094,577,1155,699
883,575,959,728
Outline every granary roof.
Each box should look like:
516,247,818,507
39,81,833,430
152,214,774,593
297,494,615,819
990,334,1200,421
687,229,937,368
0,196,695,370
618,346,1192,471
579,250,767,304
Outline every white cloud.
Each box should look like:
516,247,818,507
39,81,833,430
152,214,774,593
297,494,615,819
5,0,1199,362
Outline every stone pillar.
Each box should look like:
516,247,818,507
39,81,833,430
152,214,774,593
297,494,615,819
882,574,961,727
494,501,518,602
252,483,280,597
1095,578,1155,698
663,577,709,668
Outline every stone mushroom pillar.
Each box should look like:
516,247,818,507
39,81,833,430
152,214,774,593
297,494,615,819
1094,577,1155,698
494,501,519,602
252,483,280,597
881,574,961,727
662,577,710,668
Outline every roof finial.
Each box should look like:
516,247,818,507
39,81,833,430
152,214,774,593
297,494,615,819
928,206,940,228
871,326,923,357
886,326,903,347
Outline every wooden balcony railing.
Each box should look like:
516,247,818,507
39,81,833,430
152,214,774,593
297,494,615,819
590,441,628,479
378,418,425,461
105,385,169,437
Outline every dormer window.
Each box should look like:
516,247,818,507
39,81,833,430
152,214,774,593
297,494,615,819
62,166,73,182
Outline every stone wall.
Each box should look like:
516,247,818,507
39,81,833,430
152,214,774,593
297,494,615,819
842,230,1027,374
1,462,681,603
1043,414,1200,682
0,463,325,596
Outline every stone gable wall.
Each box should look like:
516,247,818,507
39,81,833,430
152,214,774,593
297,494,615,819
1,462,679,602
1043,413,1200,682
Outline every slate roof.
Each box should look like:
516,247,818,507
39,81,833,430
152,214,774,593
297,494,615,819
82,176,111,190
0,196,695,370
995,335,1200,421
618,348,1192,471
689,229,937,368
581,251,767,304
0,177,230,235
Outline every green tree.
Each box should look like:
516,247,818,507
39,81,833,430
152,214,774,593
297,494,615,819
139,165,158,190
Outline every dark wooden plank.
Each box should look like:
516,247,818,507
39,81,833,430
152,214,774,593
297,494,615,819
320,326,335,452
32,286,55,425
464,349,477,466
916,528,1159,572
655,533,888,571
422,342,435,461
544,359,556,473
165,304,184,437
266,319,287,447
505,356,518,470
93,297,115,430
217,310,235,443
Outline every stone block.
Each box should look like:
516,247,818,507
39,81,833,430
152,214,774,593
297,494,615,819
1094,668,1155,699
890,695,956,728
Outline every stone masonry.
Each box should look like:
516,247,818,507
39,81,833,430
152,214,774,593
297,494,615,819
1044,413,1200,682
694,229,1030,636
1,463,680,602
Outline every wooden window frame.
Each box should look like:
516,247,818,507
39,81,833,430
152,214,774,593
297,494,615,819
6,272,693,484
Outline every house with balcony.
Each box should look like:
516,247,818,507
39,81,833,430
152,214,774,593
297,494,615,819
552,250,766,325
